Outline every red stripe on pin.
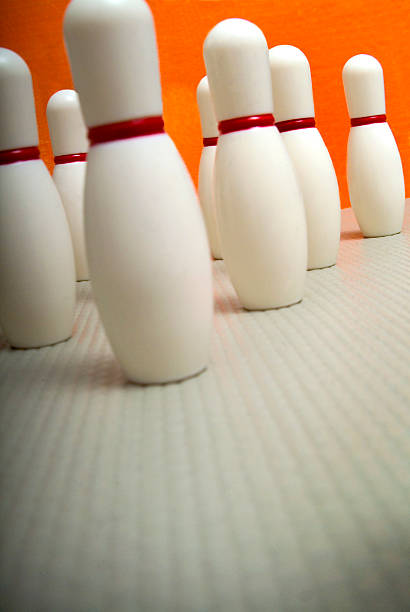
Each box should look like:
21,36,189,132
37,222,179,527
88,116,165,145
54,153,87,164
350,114,387,127
219,113,275,135
0,146,40,165
276,117,316,133
203,137,218,147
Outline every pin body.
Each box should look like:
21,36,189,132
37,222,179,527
215,126,307,309
343,54,405,237
0,48,75,348
0,160,76,347
84,134,213,383
53,161,88,279
47,90,89,280
197,76,222,259
204,19,306,309
270,46,340,269
280,130,340,268
198,145,221,259
64,0,213,383
347,124,404,237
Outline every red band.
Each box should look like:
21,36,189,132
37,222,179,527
219,113,275,135
88,116,164,145
350,114,386,127
203,137,218,147
54,153,87,164
276,117,316,133
0,146,40,165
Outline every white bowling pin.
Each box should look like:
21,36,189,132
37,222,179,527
342,54,405,237
269,45,341,270
196,76,222,260
0,48,75,348
64,0,213,384
47,89,89,281
203,19,307,310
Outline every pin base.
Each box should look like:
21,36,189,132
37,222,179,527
125,365,208,387
243,298,302,312
307,262,337,271
10,333,72,350
363,230,401,238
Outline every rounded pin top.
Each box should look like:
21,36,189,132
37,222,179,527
0,48,38,151
269,45,315,123
63,0,163,129
203,19,273,123
47,90,88,157
196,76,218,139
342,54,386,119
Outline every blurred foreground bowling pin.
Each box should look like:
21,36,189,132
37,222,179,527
64,0,213,384
342,54,405,237
0,49,75,348
270,45,340,269
47,89,89,280
197,76,222,260
204,19,307,309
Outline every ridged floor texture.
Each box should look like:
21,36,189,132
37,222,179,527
1,206,409,611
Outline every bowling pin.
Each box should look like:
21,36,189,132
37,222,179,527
197,76,222,260
269,45,341,269
0,48,76,348
342,54,405,237
203,19,307,310
64,0,213,384
47,89,89,280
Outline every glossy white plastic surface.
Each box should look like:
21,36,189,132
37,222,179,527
47,89,88,156
197,76,218,138
0,161,76,347
204,19,273,122
347,123,405,237
343,54,405,237
85,134,213,383
0,48,38,150
53,162,89,280
342,54,385,119
64,0,213,383
0,49,76,348
47,89,89,280
197,76,222,259
63,0,162,127
204,19,307,308
281,129,340,268
198,145,222,260
268,45,314,122
215,127,307,309
270,45,340,269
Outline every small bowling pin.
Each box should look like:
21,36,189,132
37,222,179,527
64,0,213,384
0,48,76,348
203,19,307,310
269,45,341,269
342,54,405,237
197,76,222,260
47,89,89,280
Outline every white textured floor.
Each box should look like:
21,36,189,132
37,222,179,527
0,205,409,611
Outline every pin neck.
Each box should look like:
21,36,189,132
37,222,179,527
54,153,87,164
203,136,218,147
276,117,316,133
219,113,275,135
88,116,164,146
0,146,40,166
350,114,386,127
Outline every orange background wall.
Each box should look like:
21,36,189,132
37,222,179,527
1,0,409,208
